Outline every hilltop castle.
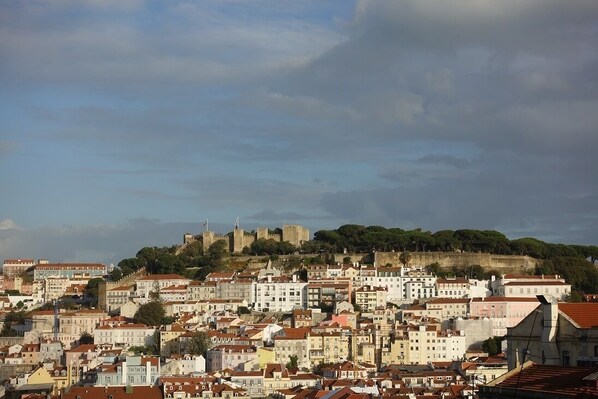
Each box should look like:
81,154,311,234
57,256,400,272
183,223,309,254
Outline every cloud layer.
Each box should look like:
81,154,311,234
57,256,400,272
1,0,596,263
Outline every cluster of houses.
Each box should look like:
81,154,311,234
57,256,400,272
2,256,598,399
0,259,109,309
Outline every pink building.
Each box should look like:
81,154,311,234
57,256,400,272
469,297,540,336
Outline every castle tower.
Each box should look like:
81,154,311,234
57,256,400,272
282,224,310,247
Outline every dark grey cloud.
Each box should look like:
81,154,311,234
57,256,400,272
1,0,596,253
246,210,334,223
321,150,598,244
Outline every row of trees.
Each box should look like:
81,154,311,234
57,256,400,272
242,239,297,256
311,224,598,260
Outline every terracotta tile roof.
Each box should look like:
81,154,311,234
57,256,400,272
276,327,311,340
257,276,306,283
503,281,569,286
30,310,57,316
264,363,289,379
35,263,105,269
559,303,598,328
188,280,217,286
67,344,97,353
484,363,598,397
96,323,152,330
426,298,470,304
160,375,216,384
503,274,561,279
138,274,188,280
206,272,235,278
62,386,162,399
3,259,35,264
109,285,134,291
231,370,263,377
436,277,469,284
470,296,540,302
210,344,255,353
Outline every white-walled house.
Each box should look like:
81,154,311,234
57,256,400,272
251,276,307,312
95,323,157,349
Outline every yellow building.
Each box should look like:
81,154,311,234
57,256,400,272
308,332,349,367
354,286,388,312
27,364,71,395
257,347,275,369
352,329,376,365
381,336,408,366
160,324,188,356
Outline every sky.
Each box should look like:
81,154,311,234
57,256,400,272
1,0,597,265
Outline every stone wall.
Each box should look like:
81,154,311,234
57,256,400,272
194,224,310,254
98,268,147,311
374,252,539,272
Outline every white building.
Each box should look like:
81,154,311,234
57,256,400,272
436,277,470,298
135,274,191,301
406,325,466,364
354,285,388,313
95,323,157,349
251,275,307,312
359,266,403,301
491,274,570,301
161,354,206,375
403,270,436,300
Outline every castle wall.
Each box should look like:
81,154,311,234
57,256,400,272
374,252,539,272
98,268,147,311
282,225,310,247
256,228,269,241
202,231,229,253
194,224,310,254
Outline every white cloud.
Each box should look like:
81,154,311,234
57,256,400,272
0,219,21,231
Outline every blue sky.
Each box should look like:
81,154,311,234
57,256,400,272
1,0,597,264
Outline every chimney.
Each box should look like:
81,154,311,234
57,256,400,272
121,360,127,385
146,361,151,386
538,295,560,365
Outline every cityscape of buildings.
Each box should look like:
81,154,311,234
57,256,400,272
0,237,596,399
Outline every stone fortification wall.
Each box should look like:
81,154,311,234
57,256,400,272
98,268,147,311
374,252,539,271
192,224,310,254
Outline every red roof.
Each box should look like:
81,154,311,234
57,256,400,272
35,263,105,269
559,303,598,328
426,298,470,304
139,274,188,280
484,364,598,397
503,281,569,286
3,259,34,264
63,386,162,399
471,296,540,302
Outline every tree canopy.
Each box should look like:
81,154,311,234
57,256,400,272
134,301,166,327
311,224,598,260
187,330,212,356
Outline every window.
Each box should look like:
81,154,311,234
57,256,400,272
562,350,570,366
